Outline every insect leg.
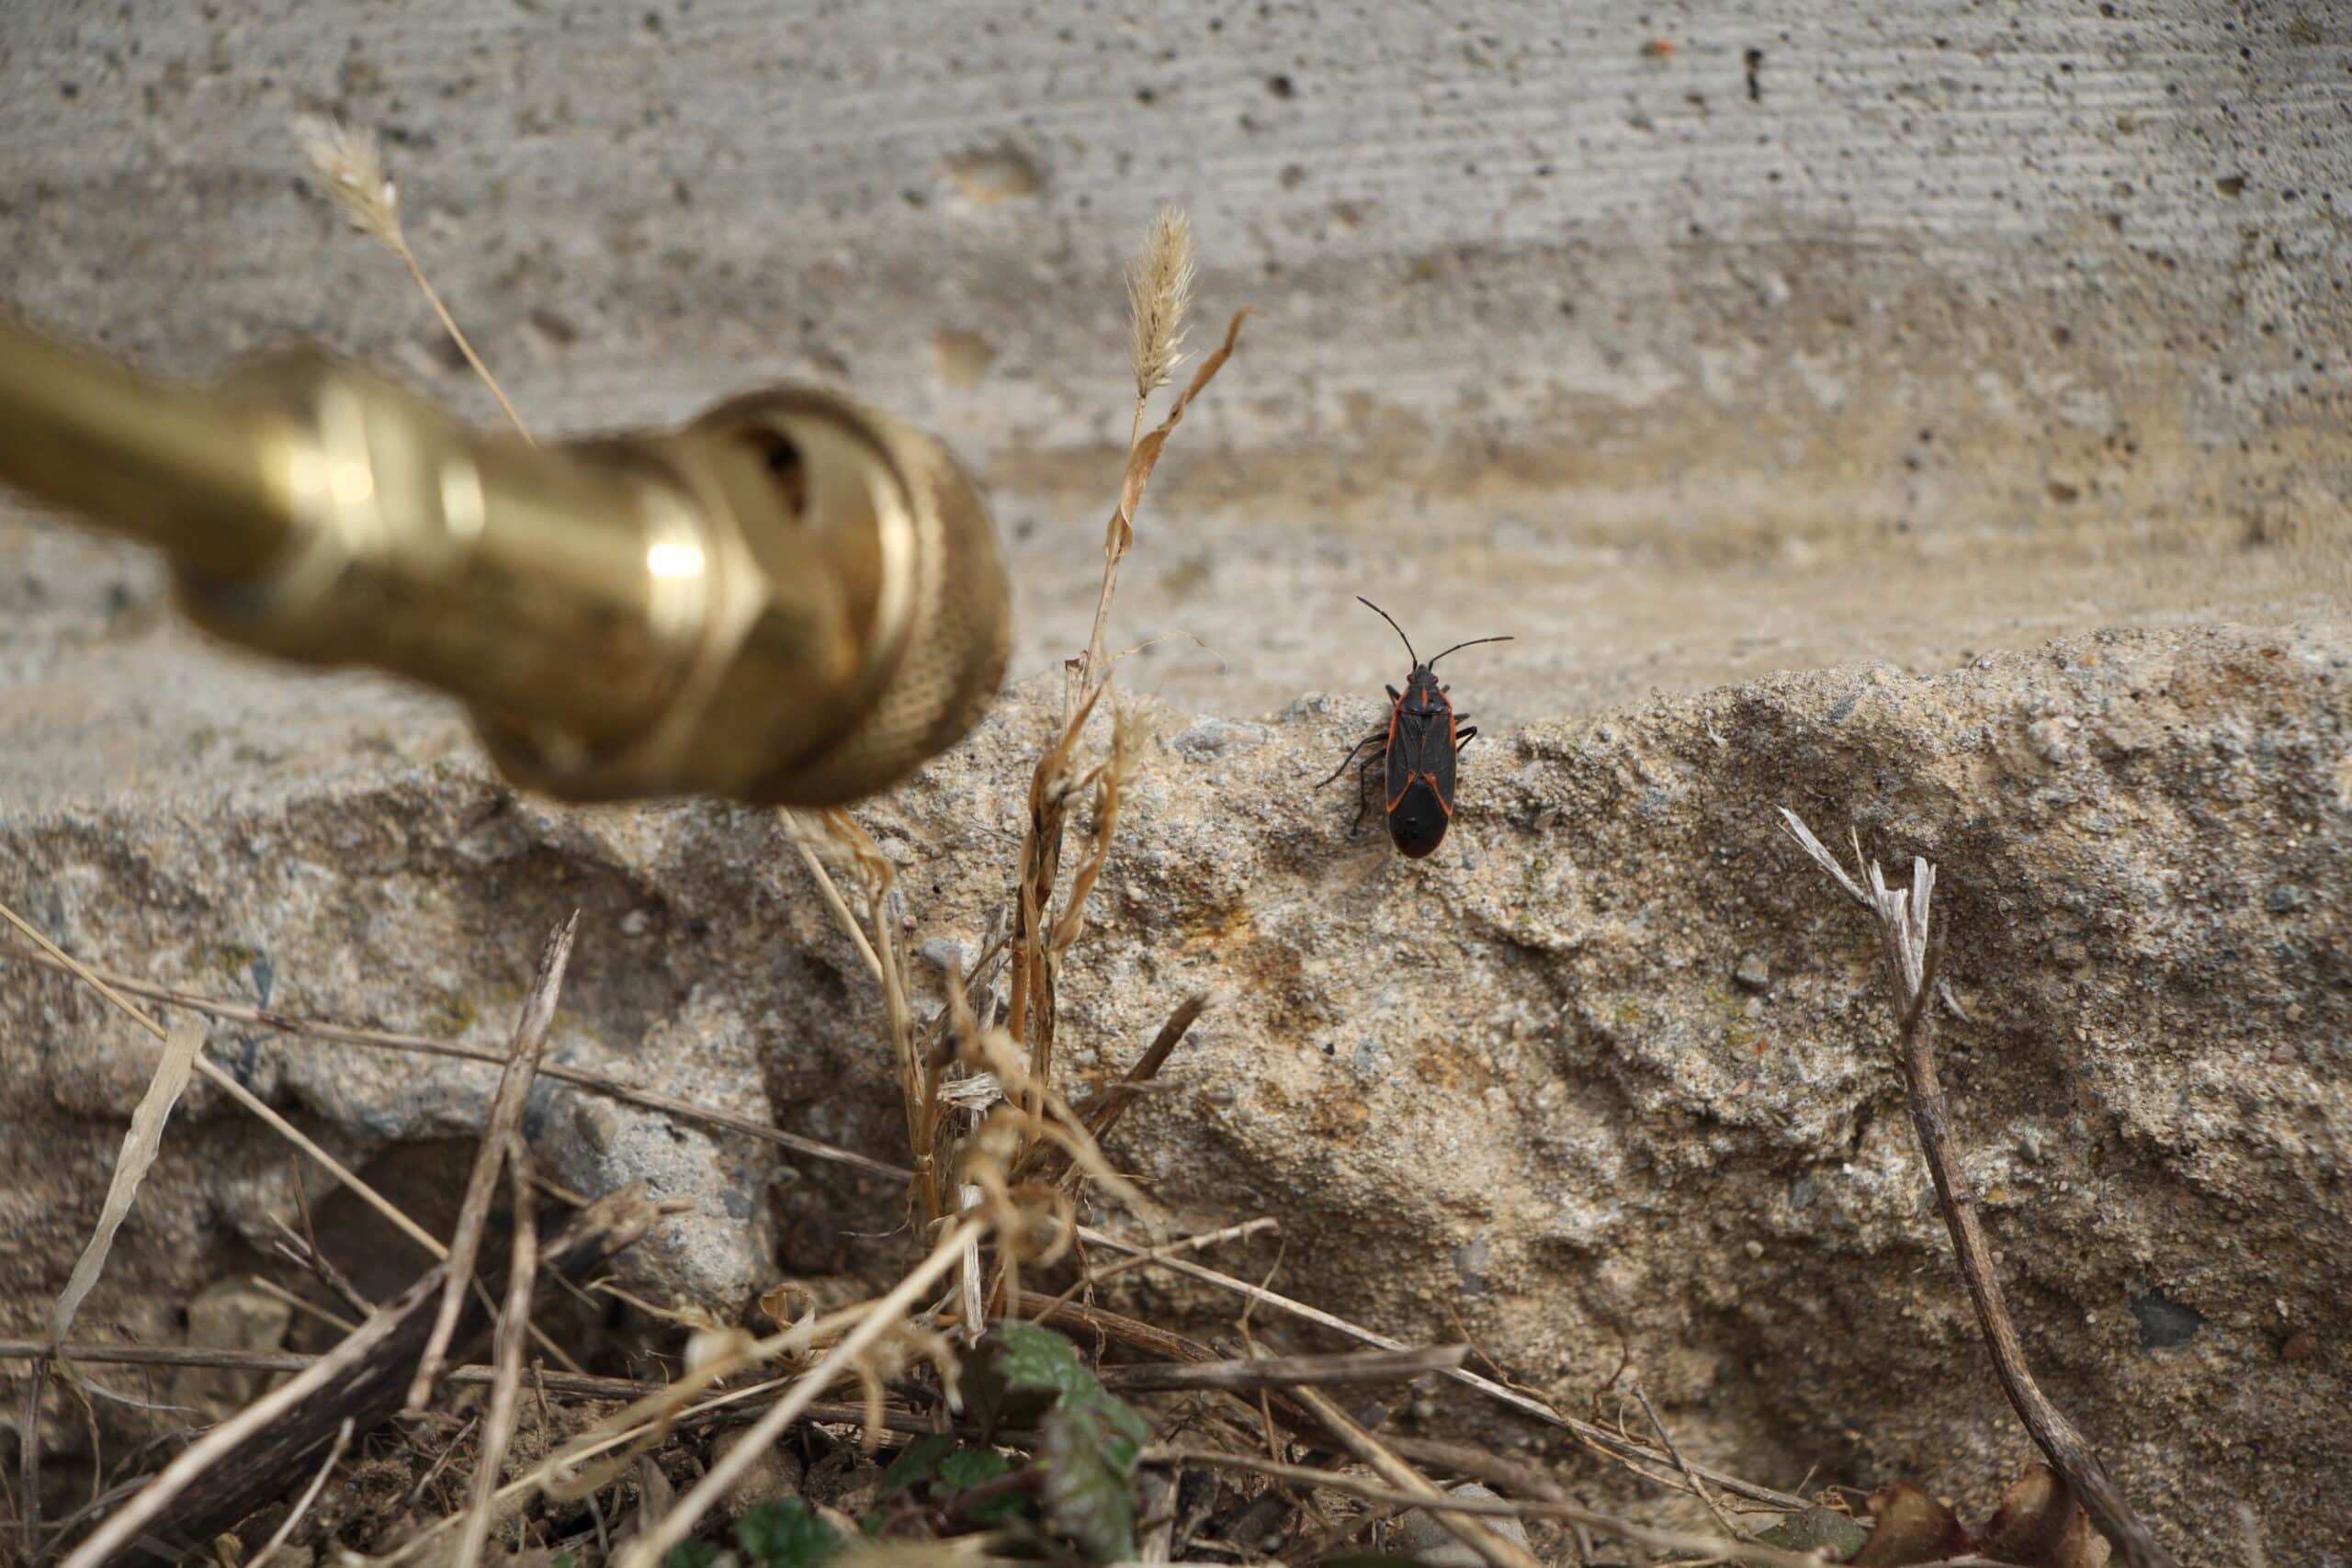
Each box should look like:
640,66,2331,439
1317,730,1385,788
1351,751,1381,835
1455,724,1479,753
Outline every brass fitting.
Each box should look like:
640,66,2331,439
0,317,1011,807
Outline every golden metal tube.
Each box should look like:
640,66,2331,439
0,316,1012,807
0,320,296,580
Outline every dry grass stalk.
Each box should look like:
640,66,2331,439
47,1017,200,1354
0,898,448,1261
246,1416,352,1568
1101,1343,1468,1393
0,939,910,1179
268,1213,375,1319
410,912,578,1411
57,1187,662,1568
1286,1382,1544,1568
1076,1224,1809,1512
453,1139,539,1568
295,112,533,440
1077,307,1250,705
794,807,948,1228
1633,1383,1747,1540
614,1214,987,1568
1146,1448,1839,1568
1003,680,1109,1128
1078,988,1215,1145
1127,207,1197,405
1777,808,2177,1568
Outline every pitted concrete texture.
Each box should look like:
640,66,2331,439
2,627,2347,1562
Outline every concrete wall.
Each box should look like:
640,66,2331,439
5,0,2348,728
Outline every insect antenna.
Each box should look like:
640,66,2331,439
1355,597,1418,665
1426,634,1514,668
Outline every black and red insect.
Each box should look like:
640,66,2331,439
1319,598,1512,858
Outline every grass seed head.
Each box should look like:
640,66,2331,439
1126,206,1196,400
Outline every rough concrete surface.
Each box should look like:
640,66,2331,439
2,2,2350,1564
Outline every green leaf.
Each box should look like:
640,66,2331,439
877,1433,959,1500
552,1557,578,1568
962,1321,1153,1559
665,1544,724,1568
936,1446,1013,1493
1038,1398,1142,1562
735,1498,845,1568
967,1318,1100,1429
1322,1557,1427,1568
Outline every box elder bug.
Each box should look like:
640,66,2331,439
1318,597,1512,858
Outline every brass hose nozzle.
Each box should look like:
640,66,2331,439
0,317,1011,807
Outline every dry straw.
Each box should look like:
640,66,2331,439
295,112,533,439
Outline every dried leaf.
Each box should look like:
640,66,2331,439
51,1019,203,1345
1850,1483,1966,1567
1751,1507,1869,1564
1980,1466,2111,1568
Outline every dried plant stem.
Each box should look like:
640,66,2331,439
455,1141,538,1568
1146,1448,1834,1568
57,1189,660,1568
247,1417,353,1568
1778,810,2177,1568
411,913,576,1411
789,836,886,987
1285,1382,1544,1568
616,1215,984,1568
269,1213,376,1319
1076,1224,1806,1511
1074,309,1250,707
300,114,530,441
1102,1345,1467,1394
389,233,532,440
19,1355,44,1561
0,941,908,1179
1633,1384,1744,1540
0,899,446,1260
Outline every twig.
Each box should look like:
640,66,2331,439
1777,809,2177,1568
245,1417,352,1568
0,942,910,1179
1633,1384,1745,1540
1076,1224,1806,1511
1378,1436,1567,1504
1285,1382,1544,1568
0,901,446,1259
1030,1216,1277,1330
410,913,576,1411
1102,1345,1468,1394
245,1275,359,1337
268,1213,375,1319
1079,989,1215,1144
455,1140,538,1568
57,1187,662,1568
790,837,886,987
1146,1447,1838,1568
408,1414,480,1509
0,1342,941,1433
19,1353,44,1562
615,1215,986,1568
